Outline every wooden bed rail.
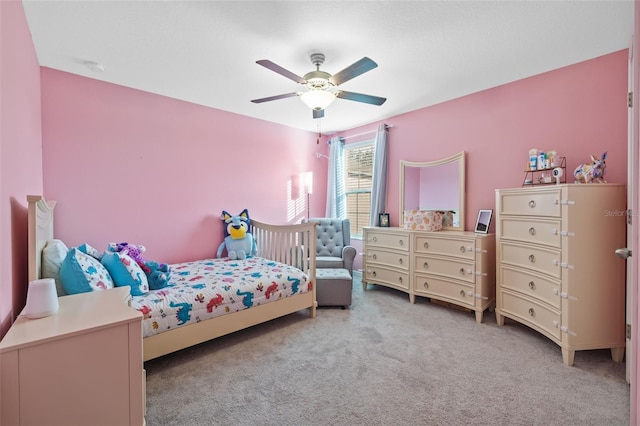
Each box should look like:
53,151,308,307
250,219,316,279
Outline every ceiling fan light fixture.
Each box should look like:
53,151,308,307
300,89,336,110
253,53,384,118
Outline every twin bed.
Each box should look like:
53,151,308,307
28,195,317,361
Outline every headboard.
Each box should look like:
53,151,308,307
27,195,56,283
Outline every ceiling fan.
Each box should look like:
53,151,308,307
250,53,386,119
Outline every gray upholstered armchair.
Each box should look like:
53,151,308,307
306,218,357,274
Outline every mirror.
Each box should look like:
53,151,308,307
399,151,466,231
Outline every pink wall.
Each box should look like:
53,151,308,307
0,0,44,338
41,69,327,264
341,50,628,271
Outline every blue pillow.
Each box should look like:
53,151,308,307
60,248,115,295
101,252,149,296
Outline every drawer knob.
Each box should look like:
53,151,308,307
528,281,535,290
529,200,536,208
460,290,466,297
423,242,429,249
372,254,377,260
528,254,536,263
398,276,403,284
459,267,466,275
399,239,404,246
459,246,466,253
423,281,429,289
372,271,377,277
423,262,429,269
398,258,403,265
528,307,535,317
529,227,536,236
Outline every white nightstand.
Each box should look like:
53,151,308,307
0,286,144,425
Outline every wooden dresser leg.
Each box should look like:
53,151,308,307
496,312,505,326
611,347,625,363
475,310,483,323
562,348,575,366
362,281,368,291
409,294,415,304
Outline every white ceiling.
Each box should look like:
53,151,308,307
22,0,634,134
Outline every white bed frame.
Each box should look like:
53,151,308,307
28,195,317,361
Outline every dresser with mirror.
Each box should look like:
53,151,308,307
363,151,496,323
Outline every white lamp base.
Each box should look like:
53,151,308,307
24,278,59,319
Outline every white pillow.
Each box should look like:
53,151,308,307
41,239,69,296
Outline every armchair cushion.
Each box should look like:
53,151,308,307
316,257,345,269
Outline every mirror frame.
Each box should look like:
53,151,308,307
399,151,466,231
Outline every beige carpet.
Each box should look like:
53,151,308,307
144,272,629,425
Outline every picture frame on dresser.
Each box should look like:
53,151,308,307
378,213,390,227
474,209,492,234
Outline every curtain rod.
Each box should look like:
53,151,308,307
340,124,393,141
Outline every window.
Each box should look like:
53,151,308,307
343,141,374,237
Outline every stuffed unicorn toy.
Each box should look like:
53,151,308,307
574,151,607,184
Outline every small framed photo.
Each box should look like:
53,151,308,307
474,209,493,234
379,213,390,227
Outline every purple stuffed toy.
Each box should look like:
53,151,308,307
108,242,147,266
108,242,171,289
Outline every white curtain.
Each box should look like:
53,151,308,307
325,136,345,218
369,124,389,226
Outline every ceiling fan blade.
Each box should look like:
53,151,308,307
251,92,300,103
256,60,306,84
329,57,378,86
336,90,386,106
312,109,325,119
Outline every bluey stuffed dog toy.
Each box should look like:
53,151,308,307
216,209,257,260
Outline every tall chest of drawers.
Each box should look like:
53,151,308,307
363,227,495,322
412,231,495,323
495,184,626,366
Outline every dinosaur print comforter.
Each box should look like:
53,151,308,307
131,256,311,338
